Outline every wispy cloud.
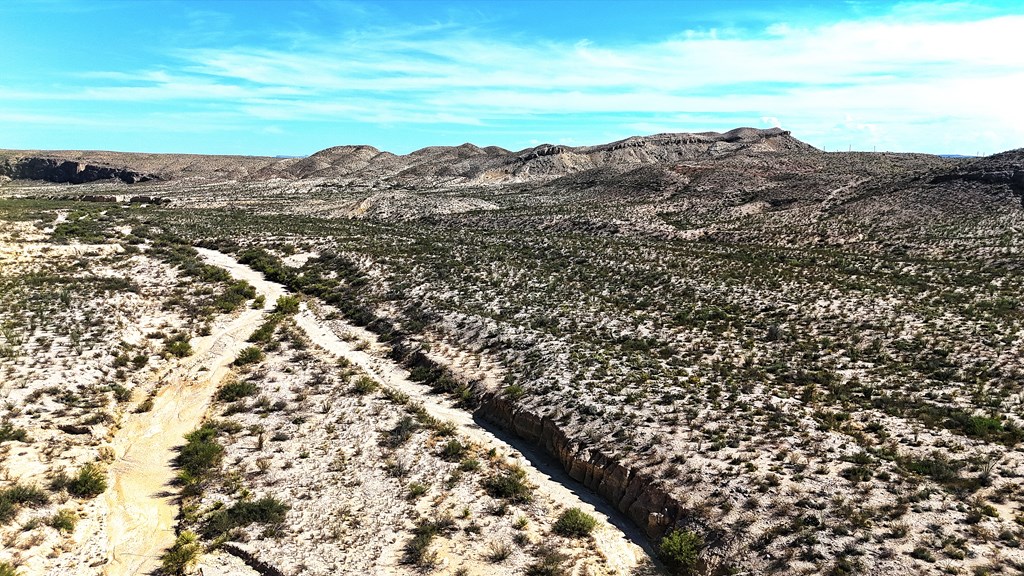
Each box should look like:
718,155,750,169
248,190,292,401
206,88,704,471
2,1,1022,153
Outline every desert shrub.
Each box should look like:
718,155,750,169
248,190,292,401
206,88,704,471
486,539,513,562
247,317,279,343
382,415,419,447
0,483,48,524
164,333,192,358
275,295,301,314
66,463,107,498
483,466,532,502
440,439,466,461
213,281,256,313
177,424,224,479
0,562,20,576
0,421,28,443
49,508,77,532
504,384,526,400
161,531,201,575
233,346,264,366
110,384,132,403
407,482,428,499
216,379,257,402
402,516,455,567
553,507,597,537
352,375,378,395
431,420,458,437
659,529,703,576
203,496,289,538
525,545,568,576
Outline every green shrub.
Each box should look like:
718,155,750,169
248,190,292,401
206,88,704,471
552,507,597,537
213,281,256,313
0,483,48,524
135,397,154,413
352,376,378,395
504,384,526,400
0,421,28,443
164,333,192,358
407,482,428,499
177,424,224,479
440,439,466,461
66,463,107,498
203,496,289,538
483,466,532,502
110,384,132,403
0,561,21,576
160,531,201,575
216,378,257,402
402,516,455,567
658,529,703,576
275,295,301,314
233,346,264,366
49,509,77,532
382,415,419,447
247,316,280,343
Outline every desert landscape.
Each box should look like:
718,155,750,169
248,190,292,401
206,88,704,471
1,127,1023,576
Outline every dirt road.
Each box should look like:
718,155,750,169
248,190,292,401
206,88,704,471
102,250,282,576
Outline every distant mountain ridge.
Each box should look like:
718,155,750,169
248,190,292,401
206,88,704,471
0,127,816,187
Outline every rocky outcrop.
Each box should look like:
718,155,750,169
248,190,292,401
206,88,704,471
129,195,171,205
14,193,171,205
931,168,1024,193
0,157,155,184
221,543,288,576
475,392,683,539
927,149,1024,201
388,343,687,541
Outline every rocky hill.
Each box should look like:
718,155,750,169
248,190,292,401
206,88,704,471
0,127,819,187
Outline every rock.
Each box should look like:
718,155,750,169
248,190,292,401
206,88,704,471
0,156,155,184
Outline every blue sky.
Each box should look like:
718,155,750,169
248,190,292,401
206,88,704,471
1,0,1022,156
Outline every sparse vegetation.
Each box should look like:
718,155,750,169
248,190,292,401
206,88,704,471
5,136,1024,575
0,483,48,524
552,507,597,537
483,466,533,503
65,463,108,498
216,378,258,402
659,529,703,576
160,531,201,575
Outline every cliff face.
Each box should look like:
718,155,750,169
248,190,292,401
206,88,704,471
929,149,1024,198
476,391,683,540
0,157,155,184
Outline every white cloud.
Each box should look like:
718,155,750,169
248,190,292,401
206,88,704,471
3,3,1023,153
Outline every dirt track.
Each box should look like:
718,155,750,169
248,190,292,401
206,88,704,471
200,250,654,574
98,248,651,575
102,252,282,576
